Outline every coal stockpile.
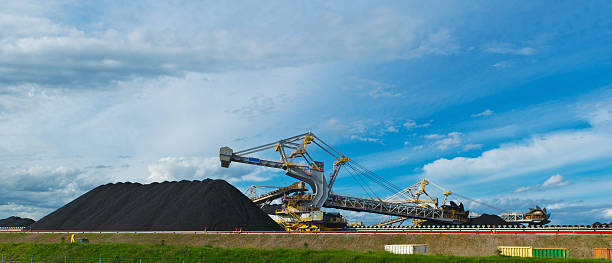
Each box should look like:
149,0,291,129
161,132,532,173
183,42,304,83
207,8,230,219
0,216,35,227
469,214,518,225
30,179,283,231
420,213,518,226
420,200,519,226
260,204,282,215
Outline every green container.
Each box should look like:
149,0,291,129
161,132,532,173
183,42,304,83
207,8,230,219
532,248,567,258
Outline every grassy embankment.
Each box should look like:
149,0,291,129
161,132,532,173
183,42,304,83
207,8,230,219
1,233,610,258
0,243,606,263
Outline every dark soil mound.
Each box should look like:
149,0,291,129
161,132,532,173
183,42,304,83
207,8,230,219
30,179,282,231
0,216,35,227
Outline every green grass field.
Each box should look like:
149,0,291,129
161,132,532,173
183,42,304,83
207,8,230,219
2,233,610,258
0,243,605,263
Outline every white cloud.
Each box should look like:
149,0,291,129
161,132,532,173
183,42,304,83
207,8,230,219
471,109,494,117
515,174,569,193
323,118,412,144
542,174,569,188
492,61,512,68
403,120,417,128
425,132,461,150
367,85,402,99
546,202,582,210
0,164,110,220
514,186,532,193
403,120,430,129
147,156,270,183
0,203,50,221
604,209,612,219
462,143,483,151
485,44,536,56
385,126,399,133
589,108,612,125
350,135,382,143
423,128,612,183
0,4,458,86
424,134,444,139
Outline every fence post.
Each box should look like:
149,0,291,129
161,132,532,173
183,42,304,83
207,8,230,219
64,255,66,263
31,254,33,263
99,255,101,263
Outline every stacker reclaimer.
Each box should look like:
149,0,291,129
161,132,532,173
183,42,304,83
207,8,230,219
220,132,550,231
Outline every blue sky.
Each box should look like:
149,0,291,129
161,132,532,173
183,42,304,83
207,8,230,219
1,1,611,225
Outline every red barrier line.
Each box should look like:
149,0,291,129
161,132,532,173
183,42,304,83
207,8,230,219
2,230,611,234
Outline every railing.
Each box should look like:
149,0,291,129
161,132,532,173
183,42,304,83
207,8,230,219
0,227,27,231
500,213,548,224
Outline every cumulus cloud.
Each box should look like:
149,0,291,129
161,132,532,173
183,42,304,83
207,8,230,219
422,128,612,182
0,164,107,220
604,209,612,219
514,174,570,193
0,66,328,219
147,156,270,183
0,3,458,87
471,109,494,117
542,174,569,188
425,132,461,150
403,120,430,129
546,202,582,210
0,203,50,221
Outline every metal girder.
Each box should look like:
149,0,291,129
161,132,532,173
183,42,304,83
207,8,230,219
323,194,458,223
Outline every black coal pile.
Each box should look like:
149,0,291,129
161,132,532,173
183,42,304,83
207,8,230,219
469,214,518,225
0,216,35,227
260,204,282,215
31,179,283,231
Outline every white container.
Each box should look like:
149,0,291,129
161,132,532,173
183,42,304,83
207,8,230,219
384,244,428,255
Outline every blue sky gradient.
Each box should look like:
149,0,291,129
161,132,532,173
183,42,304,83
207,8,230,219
1,1,611,225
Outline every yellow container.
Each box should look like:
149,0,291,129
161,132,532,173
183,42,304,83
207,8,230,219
498,246,533,257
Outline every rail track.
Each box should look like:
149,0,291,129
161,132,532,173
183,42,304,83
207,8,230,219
1,224,610,235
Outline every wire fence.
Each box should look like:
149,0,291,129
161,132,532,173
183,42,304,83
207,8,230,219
0,255,204,263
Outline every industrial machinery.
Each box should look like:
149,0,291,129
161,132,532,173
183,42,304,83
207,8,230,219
374,179,468,227
501,206,551,225
246,182,348,231
220,132,550,230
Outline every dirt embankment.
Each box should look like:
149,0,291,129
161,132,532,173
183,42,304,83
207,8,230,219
0,233,610,258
